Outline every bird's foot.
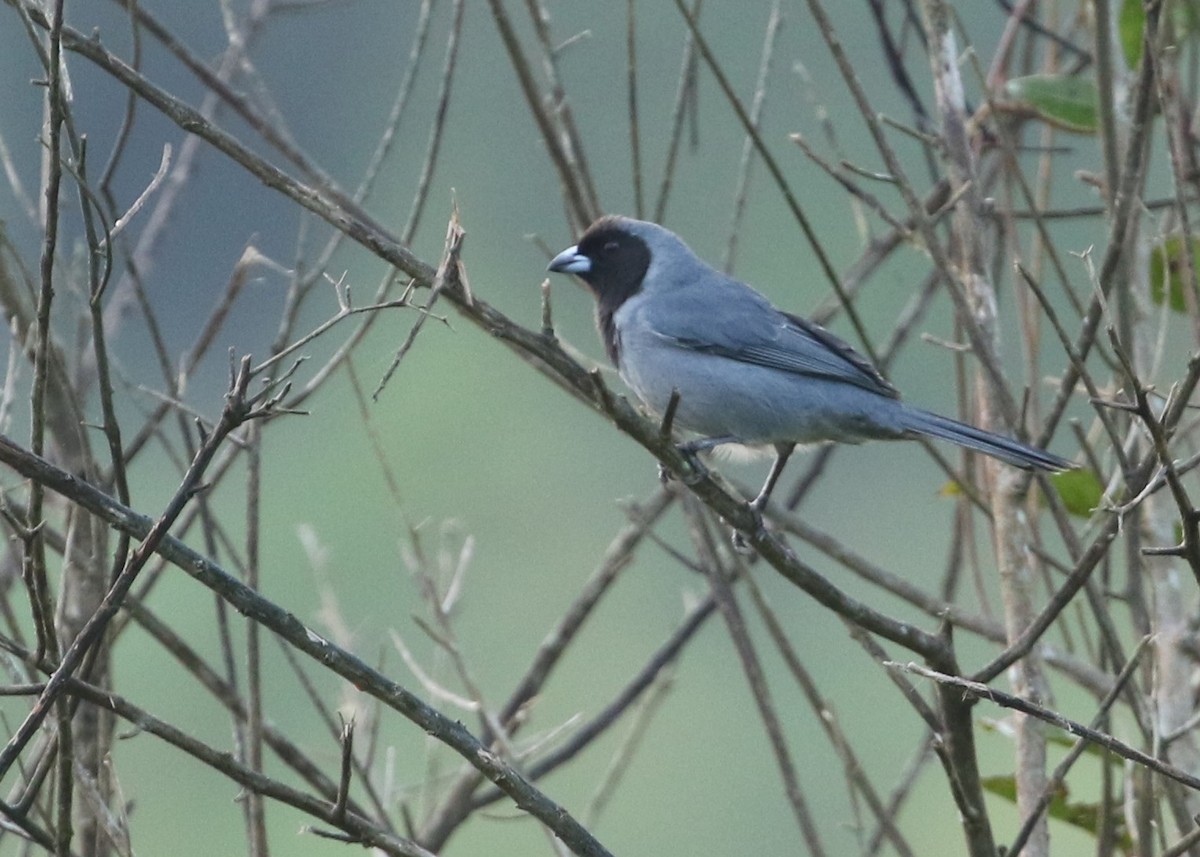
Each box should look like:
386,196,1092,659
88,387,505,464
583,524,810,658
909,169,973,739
670,443,710,487
670,436,742,487
730,500,771,555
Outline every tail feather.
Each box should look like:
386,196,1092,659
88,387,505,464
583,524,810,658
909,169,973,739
898,406,1073,472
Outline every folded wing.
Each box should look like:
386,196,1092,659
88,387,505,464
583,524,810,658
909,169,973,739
643,277,899,399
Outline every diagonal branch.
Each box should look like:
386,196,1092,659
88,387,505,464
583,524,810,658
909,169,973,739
0,430,614,857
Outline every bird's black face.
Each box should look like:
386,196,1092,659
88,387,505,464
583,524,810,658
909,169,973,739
573,226,650,296
548,220,651,306
548,218,652,365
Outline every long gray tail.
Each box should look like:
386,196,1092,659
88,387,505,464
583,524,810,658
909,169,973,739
898,405,1072,472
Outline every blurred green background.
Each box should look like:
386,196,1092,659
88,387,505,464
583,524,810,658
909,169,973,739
0,2,1110,855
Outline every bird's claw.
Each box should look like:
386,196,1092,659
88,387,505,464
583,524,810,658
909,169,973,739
657,450,707,488
730,503,770,555
672,445,708,486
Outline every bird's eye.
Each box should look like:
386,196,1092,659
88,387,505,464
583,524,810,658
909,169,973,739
603,240,619,253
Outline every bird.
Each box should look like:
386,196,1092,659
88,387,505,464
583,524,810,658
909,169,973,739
547,215,1073,516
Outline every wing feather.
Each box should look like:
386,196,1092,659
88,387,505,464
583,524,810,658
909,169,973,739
642,277,898,399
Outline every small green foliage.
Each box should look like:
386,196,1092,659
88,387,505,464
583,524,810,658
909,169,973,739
1122,0,1200,69
1002,74,1099,133
1120,0,1146,68
939,480,963,498
981,774,1132,850
1149,236,1200,313
1050,469,1104,518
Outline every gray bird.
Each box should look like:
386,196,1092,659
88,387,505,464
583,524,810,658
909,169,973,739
548,216,1072,513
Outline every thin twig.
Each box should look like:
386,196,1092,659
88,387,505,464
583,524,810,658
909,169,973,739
896,659,1200,791
683,496,827,857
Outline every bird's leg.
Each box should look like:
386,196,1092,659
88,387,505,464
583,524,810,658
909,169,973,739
750,443,795,514
731,443,794,555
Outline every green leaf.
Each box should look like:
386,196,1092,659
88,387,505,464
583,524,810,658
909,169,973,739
981,773,1019,802
939,480,963,498
1002,74,1099,133
1120,0,1146,68
1149,236,1200,313
1125,0,1200,69
1180,1,1200,37
1050,469,1104,518
981,775,1132,848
